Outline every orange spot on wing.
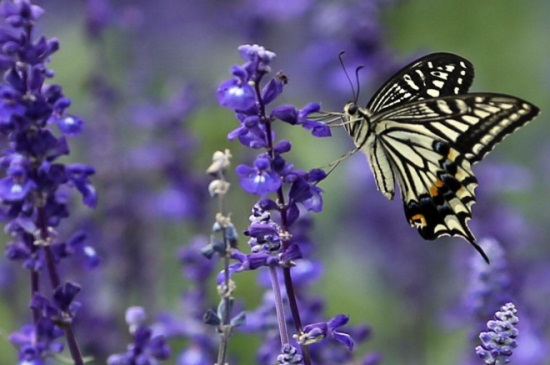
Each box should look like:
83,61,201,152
429,179,444,197
409,213,427,228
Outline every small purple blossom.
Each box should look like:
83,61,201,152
277,344,303,364
299,314,355,351
219,249,281,283
107,307,171,365
48,114,85,136
216,77,256,110
245,203,282,252
31,282,82,323
272,102,331,137
238,44,276,75
9,322,64,365
0,0,44,28
236,155,282,195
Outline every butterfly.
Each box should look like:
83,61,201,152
340,52,540,263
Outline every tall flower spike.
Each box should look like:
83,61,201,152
0,1,97,363
475,302,519,365
214,44,375,364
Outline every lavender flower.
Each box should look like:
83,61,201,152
476,302,519,365
0,1,98,363
216,44,371,364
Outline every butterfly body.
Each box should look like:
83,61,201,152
342,53,540,262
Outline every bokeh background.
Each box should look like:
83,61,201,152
1,0,549,364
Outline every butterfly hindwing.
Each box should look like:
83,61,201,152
377,124,478,243
372,93,538,257
367,53,474,114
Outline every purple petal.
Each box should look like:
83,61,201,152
298,102,321,118
328,314,350,330
261,78,283,104
238,169,281,195
54,114,84,136
274,140,291,154
302,120,331,137
216,79,256,110
271,104,298,124
0,177,35,201
333,331,354,351
227,125,248,140
303,185,323,212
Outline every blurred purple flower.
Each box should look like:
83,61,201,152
464,238,512,328
107,307,170,364
9,321,64,365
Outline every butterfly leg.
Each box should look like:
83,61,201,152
322,146,361,178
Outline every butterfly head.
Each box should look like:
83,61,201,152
342,102,371,143
343,102,359,118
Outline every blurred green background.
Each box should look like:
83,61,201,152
1,0,549,364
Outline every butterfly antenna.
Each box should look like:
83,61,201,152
354,66,364,104
339,51,358,102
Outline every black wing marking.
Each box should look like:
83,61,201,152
367,53,474,114
452,94,540,163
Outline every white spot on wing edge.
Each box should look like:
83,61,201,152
427,88,440,97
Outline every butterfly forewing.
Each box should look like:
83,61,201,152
453,94,540,163
367,53,474,114
342,52,540,261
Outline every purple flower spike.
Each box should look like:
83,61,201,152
215,44,378,364
476,303,519,365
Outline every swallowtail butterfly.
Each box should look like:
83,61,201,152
342,53,539,263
